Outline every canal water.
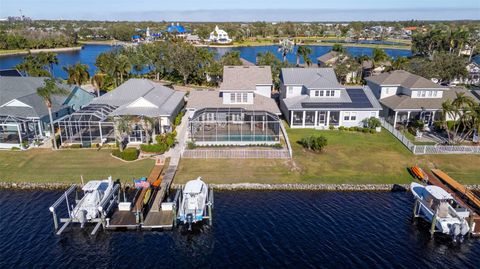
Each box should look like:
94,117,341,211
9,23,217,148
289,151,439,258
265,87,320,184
0,190,478,268
0,44,412,79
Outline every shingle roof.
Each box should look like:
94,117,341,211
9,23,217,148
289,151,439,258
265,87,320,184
316,51,338,64
282,86,382,111
380,87,477,110
365,70,445,89
220,66,272,91
281,68,345,89
186,90,281,115
93,79,185,117
0,77,76,118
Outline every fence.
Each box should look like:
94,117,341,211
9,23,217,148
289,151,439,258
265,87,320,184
182,149,291,159
380,118,480,155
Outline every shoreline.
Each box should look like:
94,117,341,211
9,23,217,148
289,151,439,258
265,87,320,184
1,182,479,192
0,46,83,57
198,42,411,50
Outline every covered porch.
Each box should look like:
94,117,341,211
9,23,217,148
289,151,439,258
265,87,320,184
290,110,340,128
385,108,442,129
0,115,44,149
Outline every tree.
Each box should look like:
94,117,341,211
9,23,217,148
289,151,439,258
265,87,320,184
300,135,328,152
91,73,106,97
220,51,243,66
63,63,90,85
296,45,312,66
114,116,132,152
36,78,69,150
441,93,478,144
257,51,288,88
170,42,200,85
278,38,294,62
16,53,53,77
372,48,389,64
391,57,410,71
38,52,59,77
332,44,346,53
432,52,468,84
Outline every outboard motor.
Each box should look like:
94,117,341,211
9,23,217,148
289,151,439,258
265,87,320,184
186,213,193,231
77,209,87,228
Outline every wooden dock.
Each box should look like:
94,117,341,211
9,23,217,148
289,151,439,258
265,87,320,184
142,164,178,229
106,157,165,229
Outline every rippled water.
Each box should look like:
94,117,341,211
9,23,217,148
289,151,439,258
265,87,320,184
0,190,478,268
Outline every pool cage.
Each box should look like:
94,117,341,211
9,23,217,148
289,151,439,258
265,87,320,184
0,115,43,147
189,108,281,145
56,104,117,147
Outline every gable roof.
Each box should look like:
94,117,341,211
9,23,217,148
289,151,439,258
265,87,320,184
220,66,272,91
316,51,338,64
380,87,477,111
365,70,445,89
0,77,80,118
93,79,185,117
281,68,345,89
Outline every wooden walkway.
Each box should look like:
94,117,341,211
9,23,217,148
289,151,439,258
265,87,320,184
132,158,165,213
431,169,480,212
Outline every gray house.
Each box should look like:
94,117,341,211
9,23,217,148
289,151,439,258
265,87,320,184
279,68,382,128
57,79,185,146
365,70,478,128
0,77,94,148
186,66,281,146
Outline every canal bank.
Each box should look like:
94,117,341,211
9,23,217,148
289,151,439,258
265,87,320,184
2,181,479,191
0,46,83,57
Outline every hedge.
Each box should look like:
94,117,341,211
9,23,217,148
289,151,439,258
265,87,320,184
112,148,139,161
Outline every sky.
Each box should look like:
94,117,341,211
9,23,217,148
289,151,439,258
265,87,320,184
0,0,479,21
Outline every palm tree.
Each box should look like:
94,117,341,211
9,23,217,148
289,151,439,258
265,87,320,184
296,46,312,66
114,116,132,152
43,52,59,77
91,73,105,97
115,55,131,85
63,63,90,85
278,38,294,62
36,78,69,150
140,116,156,144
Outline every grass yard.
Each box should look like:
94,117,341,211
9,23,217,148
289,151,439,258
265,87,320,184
0,149,154,183
176,128,480,185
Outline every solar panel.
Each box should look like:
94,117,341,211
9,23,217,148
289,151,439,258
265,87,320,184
301,89,374,109
0,69,22,77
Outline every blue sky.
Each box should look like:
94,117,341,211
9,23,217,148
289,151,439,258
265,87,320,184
1,0,479,21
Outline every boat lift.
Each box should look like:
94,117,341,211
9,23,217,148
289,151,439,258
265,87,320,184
49,181,120,236
173,185,214,228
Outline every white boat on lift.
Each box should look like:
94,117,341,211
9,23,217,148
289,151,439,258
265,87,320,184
177,177,212,229
410,182,470,241
71,177,115,228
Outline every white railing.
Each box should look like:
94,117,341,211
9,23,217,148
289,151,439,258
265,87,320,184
380,118,480,155
182,149,291,159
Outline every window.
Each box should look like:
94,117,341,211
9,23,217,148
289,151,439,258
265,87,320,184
230,93,235,103
315,90,319,97
416,91,421,97
236,93,242,103
319,90,324,97
343,112,357,121
331,90,335,97
242,93,248,103
421,91,426,97
433,91,438,97
326,90,331,97
428,91,432,97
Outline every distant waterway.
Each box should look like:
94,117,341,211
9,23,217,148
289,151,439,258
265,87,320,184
0,190,478,268
0,44,412,80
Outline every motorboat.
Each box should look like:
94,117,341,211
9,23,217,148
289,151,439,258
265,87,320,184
71,177,114,228
410,182,470,241
177,177,210,229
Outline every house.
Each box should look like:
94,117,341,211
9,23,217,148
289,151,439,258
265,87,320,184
451,62,480,86
365,70,478,128
279,68,382,129
166,23,187,36
56,79,185,146
186,66,281,146
317,51,340,67
361,60,391,77
208,25,232,44
185,34,201,44
0,77,93,148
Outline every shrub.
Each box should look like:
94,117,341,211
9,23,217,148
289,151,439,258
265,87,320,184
140,143,168,153
174,111,185,126
112,148,139,161
299,135,328,152
187,141,196,149
69,144,82,149
349,127,356,131
273,143,283,149
338,126,345,131
363,117,381,129
328,125,335,130
11,147,20,151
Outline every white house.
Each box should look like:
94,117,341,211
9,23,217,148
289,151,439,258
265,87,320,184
208,25,232,44
279,68,382,129
365,70,478,128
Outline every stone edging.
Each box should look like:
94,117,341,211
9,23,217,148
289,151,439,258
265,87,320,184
1,182,479,191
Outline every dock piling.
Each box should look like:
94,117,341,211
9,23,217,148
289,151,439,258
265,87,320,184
430,209,438,238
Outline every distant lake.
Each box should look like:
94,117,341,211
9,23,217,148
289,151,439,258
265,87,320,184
0,44,412,79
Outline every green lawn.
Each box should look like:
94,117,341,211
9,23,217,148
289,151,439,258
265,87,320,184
176,128,480,185
0,149,154,183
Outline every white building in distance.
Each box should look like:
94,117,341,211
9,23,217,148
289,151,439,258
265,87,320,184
208,25,232,44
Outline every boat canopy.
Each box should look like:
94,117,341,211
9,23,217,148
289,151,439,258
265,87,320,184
184,178,204,194
425,185,453,200
82,180,109,191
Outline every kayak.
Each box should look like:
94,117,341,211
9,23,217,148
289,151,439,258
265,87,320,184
411,166,428,182
143,188,152,205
